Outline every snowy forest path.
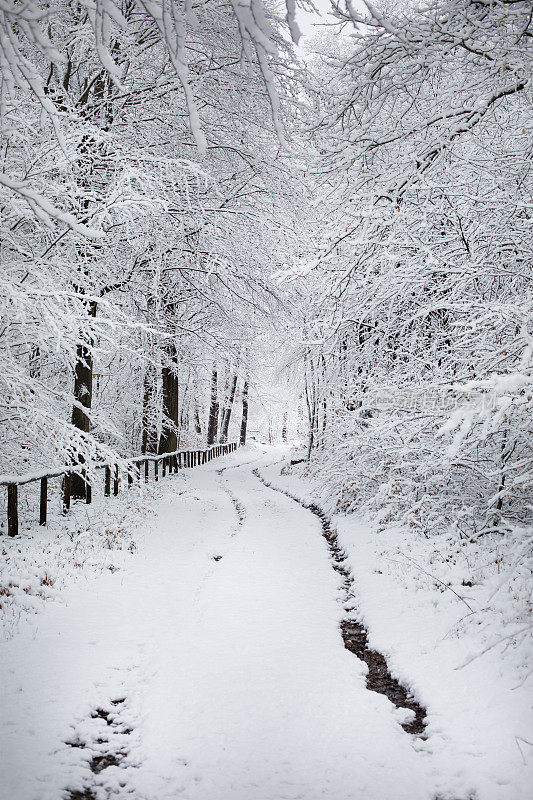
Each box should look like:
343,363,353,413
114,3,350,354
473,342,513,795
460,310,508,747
1,446,438,800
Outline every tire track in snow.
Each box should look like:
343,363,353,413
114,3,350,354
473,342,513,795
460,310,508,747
206,467,247,563
253,467,428,738
217,469,246,529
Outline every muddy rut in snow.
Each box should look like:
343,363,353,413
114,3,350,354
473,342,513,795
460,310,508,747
253,468,427,737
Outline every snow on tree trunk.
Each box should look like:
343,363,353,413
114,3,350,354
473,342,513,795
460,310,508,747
207,367,219,447
239,381,249,447
219,374,238,443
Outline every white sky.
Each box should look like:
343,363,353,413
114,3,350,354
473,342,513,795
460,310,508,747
293,0,368,55
295,0,337,42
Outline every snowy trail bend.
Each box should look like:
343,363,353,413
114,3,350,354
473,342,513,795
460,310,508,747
1,447,438,800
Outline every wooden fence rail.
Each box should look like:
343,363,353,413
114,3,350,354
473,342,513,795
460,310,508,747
0,442,238,537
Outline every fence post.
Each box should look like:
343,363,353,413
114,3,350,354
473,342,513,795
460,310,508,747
63,473,71,513
162,457,166,478
40,477,47,525
155,460,159,481
105,466,111,497
113,465,119,496
7,484,18,537
128,468,133,488
144,460,149,483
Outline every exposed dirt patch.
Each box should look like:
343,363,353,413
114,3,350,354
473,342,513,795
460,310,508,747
65,697,133,798
91,753,124,774
254,469,428,737
66,789,98,800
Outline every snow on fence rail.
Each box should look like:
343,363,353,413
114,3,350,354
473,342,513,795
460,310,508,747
0,443,238,537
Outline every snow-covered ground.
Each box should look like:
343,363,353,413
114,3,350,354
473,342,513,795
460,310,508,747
263,452,533,800
1,446,532,800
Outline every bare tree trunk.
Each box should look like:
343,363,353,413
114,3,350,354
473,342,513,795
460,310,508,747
179,379,189,433
218,372,229,432
159,346,179,454
304,357,317,461
239,380,249,446
219,374,238,443
305,396,315,461
142,364,157,454
194,405,202,435
281,411,288,442
71,299,97,500
495,425,515,514
207,366,219,446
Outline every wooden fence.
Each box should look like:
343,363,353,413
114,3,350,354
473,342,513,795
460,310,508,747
0,442,238,537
